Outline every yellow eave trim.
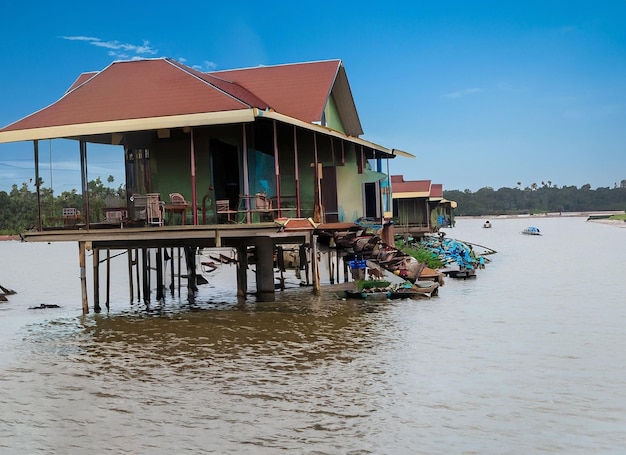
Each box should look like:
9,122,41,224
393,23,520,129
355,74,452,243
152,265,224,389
0,109,256,144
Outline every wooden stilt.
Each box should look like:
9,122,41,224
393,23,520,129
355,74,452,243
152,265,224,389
142,248,149,304
170,247,175,296
184,247,198,295
177,247,182,296
276,245,285,290
135,248,141,302
93,247,101,313
311,235,321,294
79,241,89,314
236,244,248,298
105,248,111,311
156,248,164,301
300,243,310,286
255,237,275,295
127,248,134,303
328,249,334,284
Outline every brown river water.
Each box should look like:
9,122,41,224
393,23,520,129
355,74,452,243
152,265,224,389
1,217,625,454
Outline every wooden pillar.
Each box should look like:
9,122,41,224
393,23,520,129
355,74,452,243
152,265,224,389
93,248,101,313
236,244,248,298
311,234,321,294
170,247,175,296
79,241,89,314
156,248,164,301
105,249,111,311
273,120,281,215
255,237,275,299
293,125,301,217
276,245,285,290
177,247,182,296
33,140,42,231
142,248,149,304
184,247,198,295
79,141,90,228
127,248,134,303
135,248,141,303
300,243,310,286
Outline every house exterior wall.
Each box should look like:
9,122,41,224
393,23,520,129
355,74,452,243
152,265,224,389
324,95,345,133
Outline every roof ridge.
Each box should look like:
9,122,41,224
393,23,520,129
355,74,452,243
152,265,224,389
209,58,342,74
165,59,268,109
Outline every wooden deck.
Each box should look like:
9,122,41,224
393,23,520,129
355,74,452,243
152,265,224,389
22,222,312,249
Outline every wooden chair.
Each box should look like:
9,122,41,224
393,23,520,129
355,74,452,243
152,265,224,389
146,193,164,226
216,199,237,222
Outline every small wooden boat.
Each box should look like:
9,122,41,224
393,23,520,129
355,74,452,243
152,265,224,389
389,281,439,299
344,290,391,300
522,226,541,235
483,221,492,228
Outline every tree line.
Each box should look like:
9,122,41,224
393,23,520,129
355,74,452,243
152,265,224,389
0,176,125,234
444,181,626,216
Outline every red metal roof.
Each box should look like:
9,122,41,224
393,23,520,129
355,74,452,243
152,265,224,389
391,175,432,194
1,58,346,135
3,59,263,131
430,183,443,198
213,60,340,125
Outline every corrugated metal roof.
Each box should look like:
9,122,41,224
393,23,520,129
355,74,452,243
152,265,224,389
391,176,432,197
0,58,373,144
213,60,341,126
1,59,257,133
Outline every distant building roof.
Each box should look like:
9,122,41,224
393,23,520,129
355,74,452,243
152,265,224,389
391,175,432,198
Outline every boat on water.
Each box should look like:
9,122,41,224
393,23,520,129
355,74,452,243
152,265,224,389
522,226,541,235
389,281,439,298
483,221,492,228
343,277,439,300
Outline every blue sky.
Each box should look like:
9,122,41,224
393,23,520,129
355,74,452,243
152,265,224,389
1,1,625,193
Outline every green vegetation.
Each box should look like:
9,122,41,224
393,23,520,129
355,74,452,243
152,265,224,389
0,176,125,234
609,213,626,221
394,240,445,269
444,182,626,216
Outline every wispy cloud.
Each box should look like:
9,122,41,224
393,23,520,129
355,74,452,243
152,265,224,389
443,87,483,99
189,60,218,71
61,36,158,60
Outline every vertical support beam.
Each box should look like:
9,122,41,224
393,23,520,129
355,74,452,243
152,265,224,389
177,247,182,296
79,241,89,314
255,237,275,297
313,132,321,223
293,125,301,217
328,248,334,285
93,248,101,313
242,123,251,223
79,140,90,228
273,120,281,216
156,248,164,301
276,245,285,290
135,248,141,302
236,244,248,298
33,140,42,231
242,122,250,194
190,128,198,225
311,234,320,294
105,249,111,311
127,248,134,303
300,243,310,286
184,247,198,295
170,247,175,296
142,248,149,304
